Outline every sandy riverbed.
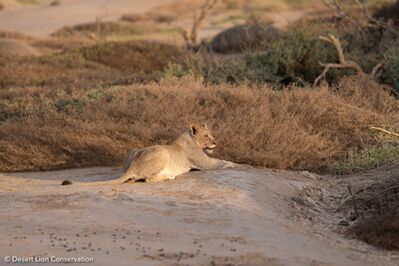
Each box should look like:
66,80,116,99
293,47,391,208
1,166,397,265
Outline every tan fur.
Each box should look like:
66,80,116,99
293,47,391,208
63,123,236,185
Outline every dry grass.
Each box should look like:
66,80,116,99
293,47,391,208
0,40,185,90
0,53,120,90
79,41,185,73
0,75,398,172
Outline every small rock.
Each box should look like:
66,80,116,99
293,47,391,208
300,171,320,180
61,180,72,185
349,213,358,221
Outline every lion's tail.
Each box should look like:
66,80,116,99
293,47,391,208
61,167,138,186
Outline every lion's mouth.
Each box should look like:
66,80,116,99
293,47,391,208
204,145,216,154
204,148,214,154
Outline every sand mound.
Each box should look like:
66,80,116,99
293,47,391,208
0,38,39,56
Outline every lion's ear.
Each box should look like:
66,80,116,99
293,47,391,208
189,123,198,136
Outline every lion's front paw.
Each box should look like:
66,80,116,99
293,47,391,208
223,161,238,168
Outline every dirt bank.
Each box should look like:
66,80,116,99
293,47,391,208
1,166,398,265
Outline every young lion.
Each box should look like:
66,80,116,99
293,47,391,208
62,123,236,185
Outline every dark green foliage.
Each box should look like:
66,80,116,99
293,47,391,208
385,45,399,92
54,98,86,112
200,31,347,85
164,13,399,89
257,31,340,84
374,0,399,25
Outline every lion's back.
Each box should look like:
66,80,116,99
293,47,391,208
123,145,170,170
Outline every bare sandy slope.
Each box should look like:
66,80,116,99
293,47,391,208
0,0,170,36
0,167,397,265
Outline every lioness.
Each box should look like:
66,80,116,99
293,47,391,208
62,123,236,185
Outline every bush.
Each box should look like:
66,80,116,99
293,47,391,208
200,14,399,86
374,0,399,25
258,31,345,84
385,45,399,93
328,143,399,174
202,31,347,85
165,19,384,86
54,98,86,112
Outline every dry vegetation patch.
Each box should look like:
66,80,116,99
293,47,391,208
52,21,161,41
0,53,120,90
0,40,186,89
79,41,185,73
0,38,39,56
0,76,398,172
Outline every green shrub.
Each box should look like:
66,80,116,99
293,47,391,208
165,19,395,88
203,31,347,85
203,53,281,84
328,142,399,175
262,31,340,83
85,89,104,101
162,56,205,80
54,98,86,112
163,63,190,80
374,0,399,25
385,45,399,92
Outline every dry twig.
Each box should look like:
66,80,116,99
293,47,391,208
370,126,399,138
347,185,359,218
313,34,384,86
178,0,218,49
314,34,366,86
320,0,362,30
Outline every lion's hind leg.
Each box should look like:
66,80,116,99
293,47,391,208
131,147,171,183
145,175,174,183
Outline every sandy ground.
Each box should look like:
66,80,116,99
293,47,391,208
1,166,398,265
0,0,171,36
0,0,311,42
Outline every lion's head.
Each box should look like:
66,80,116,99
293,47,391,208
189,123,216,154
